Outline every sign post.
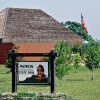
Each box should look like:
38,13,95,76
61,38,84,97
11,49,17,93
50,50,55,93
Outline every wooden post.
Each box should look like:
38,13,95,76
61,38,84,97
50,50,55,93
11,49,17,93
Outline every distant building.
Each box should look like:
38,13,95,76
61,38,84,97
0,8,82,64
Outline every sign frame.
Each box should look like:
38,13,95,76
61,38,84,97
9,49,57,93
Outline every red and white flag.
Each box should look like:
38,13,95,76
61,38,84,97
81,14,88,33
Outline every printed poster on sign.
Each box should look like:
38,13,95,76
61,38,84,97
18,61,49,84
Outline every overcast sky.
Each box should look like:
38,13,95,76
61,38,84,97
0,0,100,40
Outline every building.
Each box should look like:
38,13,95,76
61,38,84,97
0,8,82,64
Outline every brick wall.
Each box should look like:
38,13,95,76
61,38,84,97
0,43,13,64
15,43,54,61
0,43,53,64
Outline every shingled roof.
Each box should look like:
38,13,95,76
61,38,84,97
0,8,82,45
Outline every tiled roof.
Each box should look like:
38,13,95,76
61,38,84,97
0,8,82,45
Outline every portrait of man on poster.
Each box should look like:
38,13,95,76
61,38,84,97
19,64,48,84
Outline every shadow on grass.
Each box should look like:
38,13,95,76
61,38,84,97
0,72,7,74
95,75,100,77
0,70,11,74
0,79,6,82
65,78,84,81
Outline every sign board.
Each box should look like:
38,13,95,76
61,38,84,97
10,50,56,93
18,61,49,85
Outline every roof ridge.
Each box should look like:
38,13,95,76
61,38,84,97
0,7,8,13
6,7,41,10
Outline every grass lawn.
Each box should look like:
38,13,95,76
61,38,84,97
0,65,100,100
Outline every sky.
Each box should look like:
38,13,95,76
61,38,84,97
0,0,100,40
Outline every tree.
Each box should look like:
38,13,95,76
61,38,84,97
5,45,24,72
61,21,93,41
71,44,81,54
54,41,71,85
6,54,24,72
73,53,81,69
83,41,100,80
5,55,12,72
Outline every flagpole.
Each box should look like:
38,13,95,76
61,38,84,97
81,13,88,57
81,26,83,57
81,13,83,57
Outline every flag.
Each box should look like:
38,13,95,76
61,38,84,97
81,13,88,33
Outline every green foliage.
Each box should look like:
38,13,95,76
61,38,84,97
82,40,100,80
0,91,76,100
71,44,81,54
73,53,81,69
56,64,70,80
83,41,100,69
66,96,77,100
6,55,24,72
54,41,71,81
5,56,12,71
62,21,93,41
18,92,37,97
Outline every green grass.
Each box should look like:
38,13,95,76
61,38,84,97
0,65,100,100
57,68,100,100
